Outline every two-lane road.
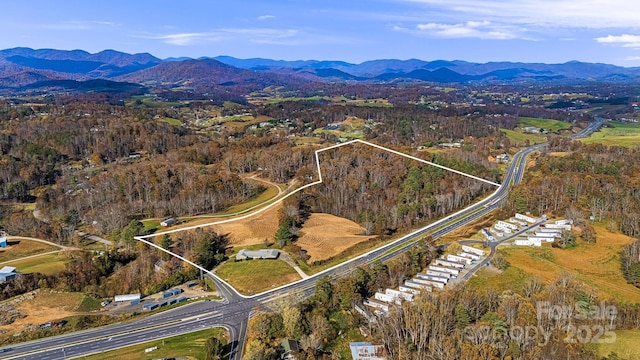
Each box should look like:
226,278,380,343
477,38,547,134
1,118,605,360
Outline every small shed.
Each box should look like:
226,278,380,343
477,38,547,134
160,218,177,227
0,266,17,283
0,237,7,248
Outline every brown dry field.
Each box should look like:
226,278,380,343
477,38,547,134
500,226,640,302
0,292,86,333
208,203,282,247
296,213,375,262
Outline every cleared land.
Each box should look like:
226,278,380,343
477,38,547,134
596,329,640,359
312,116,369,140
297,213,375,262
472,226,640,302
0,292,95,335
207,203,281,247
79,327,228,360
215,259,301,295
157,117,182,126
0,239,59,263
2,252,70,275
499,129,546,145
518,117,572,132
581,121,640,147
500,118,572,146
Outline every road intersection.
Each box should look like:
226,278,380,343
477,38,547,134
1,119,604,360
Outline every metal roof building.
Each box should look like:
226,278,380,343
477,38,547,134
0,266,17,283
114,293,141,302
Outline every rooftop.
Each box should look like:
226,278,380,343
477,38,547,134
0,266,17,274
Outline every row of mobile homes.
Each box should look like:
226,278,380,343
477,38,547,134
510,218,527,227
447,254,472,265
515,213,537,223
435,259,465,269
426,269,451,278
412,278,445,289
497,221,518,231
514,239,542,247
459,252,480,261
528,236,555,243
404,280,432,291
399,286,421,295
415,273,448,284
555,219,573,225
494,223,512,234
364,299,389,313
462,245,485,257
535,231,561,238
428,265,459,277
543,223,572,231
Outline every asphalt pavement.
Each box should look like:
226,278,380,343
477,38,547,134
0,117,605,360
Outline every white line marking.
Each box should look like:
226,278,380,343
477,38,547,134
135,139,500,298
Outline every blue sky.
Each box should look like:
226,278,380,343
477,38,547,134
2,0,640,66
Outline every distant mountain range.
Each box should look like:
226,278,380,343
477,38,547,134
1,47,640,95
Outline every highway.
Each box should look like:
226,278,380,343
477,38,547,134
1,118,604,360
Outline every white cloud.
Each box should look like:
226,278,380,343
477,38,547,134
413,21,517,40
595,34,640,48
257,15,275,21
624,56,640,61
398,0,640,29
140,28,351,47
151,32,226,46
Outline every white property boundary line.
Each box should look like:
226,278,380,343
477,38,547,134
135,139,501,298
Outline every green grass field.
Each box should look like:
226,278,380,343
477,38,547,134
581,121,640,147
157,117,182,126
518,117,572,132
79,328,228,360
500,129,547,146
74,295,103,312
2,252,69,275
0,239,59,262
467,264,533,293
215,259,300,295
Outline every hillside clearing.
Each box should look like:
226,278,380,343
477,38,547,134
0,291,95,335
0,239,59,263
581,121,640,147
296,213,375,262
486,226,640,302
2,252,70,275
518,117,572,132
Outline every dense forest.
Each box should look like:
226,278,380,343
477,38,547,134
306,145,499,233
